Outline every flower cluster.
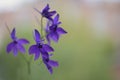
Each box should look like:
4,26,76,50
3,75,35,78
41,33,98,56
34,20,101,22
6,4,67,74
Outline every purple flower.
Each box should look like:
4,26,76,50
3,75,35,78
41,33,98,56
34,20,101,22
46,14,67,43
6,28,29,56
29,29,54,60
34,4,56,21
42,56,59,74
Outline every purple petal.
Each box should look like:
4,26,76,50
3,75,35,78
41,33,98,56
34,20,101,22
43,44,54,52
45,25,49,33
49,11,56,16
18,38,29,44
6,42,15,53
29,45,39,54
44,16,53,21
34,52,40,60
17,44,26,53
57,22,62,25
46,34,51,45
34,29,41,43
47,64,53,74
48,60,59,67
44,62,53,74
42,57,53,74
49,32,59,42
53,14,59,24
41,49,49,58
42,4,50,12
57,27,67,34
45,20,52,32
11,28,16,40
13,47,18,56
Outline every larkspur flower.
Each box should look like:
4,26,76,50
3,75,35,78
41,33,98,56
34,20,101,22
46,14,67,43
42,55,59,74
34,4,56,21
29,29,54,60
6,28,29,56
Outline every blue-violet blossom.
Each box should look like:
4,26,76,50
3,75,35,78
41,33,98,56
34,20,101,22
42,55,59,74
6,28,29,56
46,14,67,43
29,29,54,60
34,4,56,21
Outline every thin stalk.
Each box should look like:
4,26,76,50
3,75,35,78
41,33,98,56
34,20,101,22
35,16,44,39
27,56,33,75
20,54,28,62
5,23,11,34
40,16,44,39
20,54,32,75
27,61,31,75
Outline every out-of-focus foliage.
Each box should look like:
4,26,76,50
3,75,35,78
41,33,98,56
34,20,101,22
0,0,117,80
0,20,114,80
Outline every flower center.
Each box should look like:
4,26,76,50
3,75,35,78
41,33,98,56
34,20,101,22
42,12,48,17
50,25,57,32
14,41,18,44
46,58,49,62
38,43,42,48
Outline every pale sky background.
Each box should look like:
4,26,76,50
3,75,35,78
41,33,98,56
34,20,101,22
85,0,120,3
0,0,119,12
0,0,35,12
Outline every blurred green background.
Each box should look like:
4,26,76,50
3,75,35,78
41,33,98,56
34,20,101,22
0,0,120,80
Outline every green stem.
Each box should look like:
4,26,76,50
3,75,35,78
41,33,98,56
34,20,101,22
41,16,44,39
35,16,45,40
20,54,28,62
20,54,32,75
27,61,31,75
27,56,33,75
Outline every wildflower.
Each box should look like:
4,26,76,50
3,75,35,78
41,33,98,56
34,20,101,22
29,29,54,60
34,4,56,21
6,28,29,56
46,14,67,43
42,56,58,74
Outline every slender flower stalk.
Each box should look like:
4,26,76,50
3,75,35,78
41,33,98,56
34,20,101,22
40,16,44,39
20,54,32,75
27,61,31,75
